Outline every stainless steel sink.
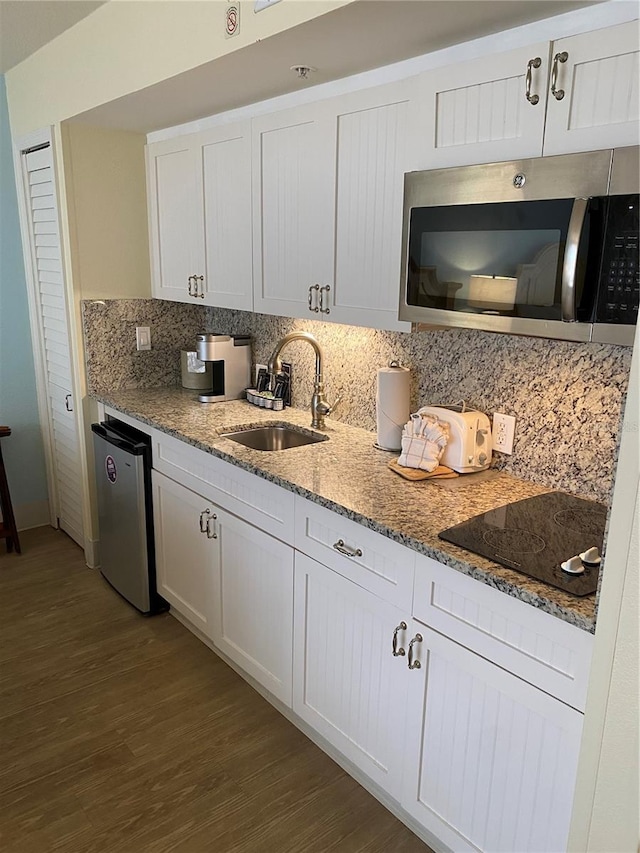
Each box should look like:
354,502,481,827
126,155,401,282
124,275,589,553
220,424,328,451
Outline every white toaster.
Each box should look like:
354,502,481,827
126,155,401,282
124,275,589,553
418,406,492,473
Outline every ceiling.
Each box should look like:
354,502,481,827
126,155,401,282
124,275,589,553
71,0,600,134
1,0,601,133
0,1,106,74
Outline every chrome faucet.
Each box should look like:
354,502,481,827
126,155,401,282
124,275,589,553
267,331,340,430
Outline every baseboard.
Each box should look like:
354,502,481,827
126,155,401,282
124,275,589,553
83,537,100,569
14,499,50,531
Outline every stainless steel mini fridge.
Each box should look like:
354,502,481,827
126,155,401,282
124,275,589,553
91,418,167,614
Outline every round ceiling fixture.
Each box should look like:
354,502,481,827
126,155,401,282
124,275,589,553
290,65,317,80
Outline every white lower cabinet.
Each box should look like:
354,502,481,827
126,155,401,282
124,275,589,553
153,468,295,705
212,509,294,707
401,622,584,853
293,552,410,800
152,469,216,637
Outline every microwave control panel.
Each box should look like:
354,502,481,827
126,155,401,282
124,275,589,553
598,194,639,326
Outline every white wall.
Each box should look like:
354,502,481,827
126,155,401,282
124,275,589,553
569,325,640,852
5,0,351,136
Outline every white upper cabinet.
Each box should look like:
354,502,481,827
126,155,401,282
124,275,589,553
147,121,252,309
252,101,336,319
328,83,412,332
543,21,640,155
199,123,253,310
414,20,639,170
414,43,550,169
252,85,412,331
146,135,204,302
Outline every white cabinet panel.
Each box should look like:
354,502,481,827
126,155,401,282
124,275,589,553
414,43,549,168
330,84,412,331
200,122,253,310
146,137,203,302
544,21,640,154
413,552,593,711
402,623,584,853
152,470,215,636
212,509,294,706
293,552,409,799
252,103,335,318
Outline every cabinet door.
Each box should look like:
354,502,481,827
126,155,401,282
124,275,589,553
413,43,550,169
152,470,215,636
212,508,294,706
328,84,412,332
543,21,640,155
293,552,409,800
252,102,335,318
146,136,204,302
402,623,584,853
198,122,253,311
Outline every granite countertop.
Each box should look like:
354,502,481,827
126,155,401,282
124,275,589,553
95,387,597,633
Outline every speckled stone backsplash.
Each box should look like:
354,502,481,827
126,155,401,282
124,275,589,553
82,299,632,503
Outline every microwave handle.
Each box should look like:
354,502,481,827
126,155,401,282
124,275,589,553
561,198,589,322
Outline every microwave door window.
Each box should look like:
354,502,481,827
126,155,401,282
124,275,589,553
406,199,576,320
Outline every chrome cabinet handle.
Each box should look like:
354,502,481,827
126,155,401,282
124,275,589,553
408,633,423,669
65,393,73,412
188,276,195,296
308,284,320,313
199,508,210,533
194,275,204,298
525,57,542,105
319,284,331,315
392,621,407,657
551,51,568,101
333,539,362,558
206,513,218,539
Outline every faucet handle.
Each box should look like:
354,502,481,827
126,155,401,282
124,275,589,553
318,393,343,418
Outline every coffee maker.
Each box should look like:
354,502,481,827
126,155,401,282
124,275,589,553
195,334,251,403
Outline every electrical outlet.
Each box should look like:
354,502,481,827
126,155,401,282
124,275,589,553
136,326,151,351
492,412,516,454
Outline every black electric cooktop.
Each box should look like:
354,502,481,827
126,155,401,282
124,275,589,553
439,491,607,596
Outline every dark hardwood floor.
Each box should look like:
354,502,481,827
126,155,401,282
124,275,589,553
0,527,431,852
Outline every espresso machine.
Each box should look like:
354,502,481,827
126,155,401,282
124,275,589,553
195,334,251,403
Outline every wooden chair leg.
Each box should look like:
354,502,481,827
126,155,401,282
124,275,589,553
0,440,21,555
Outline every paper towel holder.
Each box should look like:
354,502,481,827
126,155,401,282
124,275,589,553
374,360,411,452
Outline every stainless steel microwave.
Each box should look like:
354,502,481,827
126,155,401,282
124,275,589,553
399,147,639,345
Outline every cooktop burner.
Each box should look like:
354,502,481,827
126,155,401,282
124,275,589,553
439,491,607,596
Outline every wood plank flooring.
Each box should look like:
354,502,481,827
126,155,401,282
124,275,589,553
0,527,431,853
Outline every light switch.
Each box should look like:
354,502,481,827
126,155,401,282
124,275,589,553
136,326,151,351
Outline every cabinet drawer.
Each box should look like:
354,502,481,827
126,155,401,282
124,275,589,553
294,496,415,610
413,553,593,710
152,429,295,545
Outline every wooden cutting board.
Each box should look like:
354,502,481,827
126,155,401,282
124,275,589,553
388,458,458,481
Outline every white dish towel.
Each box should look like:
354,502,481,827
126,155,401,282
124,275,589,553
398,412,450,472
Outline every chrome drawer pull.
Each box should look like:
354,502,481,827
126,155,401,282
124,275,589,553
64,393,73,412
199,508,210,533
525,56,542,105
206,514,218,539
319,284,331,315
188,276,195,297
194,275,205,298
333,539,362,559
551,51,568,101
392,621,407,657
408,633,423,669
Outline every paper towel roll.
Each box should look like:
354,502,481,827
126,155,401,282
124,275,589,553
376,364,410,451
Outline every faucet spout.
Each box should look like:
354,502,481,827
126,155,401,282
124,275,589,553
267,332,334,429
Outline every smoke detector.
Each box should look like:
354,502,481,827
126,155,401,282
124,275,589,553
290,65,317,80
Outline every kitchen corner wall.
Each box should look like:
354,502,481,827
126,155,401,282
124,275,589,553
82,299,632,504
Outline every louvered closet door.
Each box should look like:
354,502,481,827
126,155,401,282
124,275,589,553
23,145,84,547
